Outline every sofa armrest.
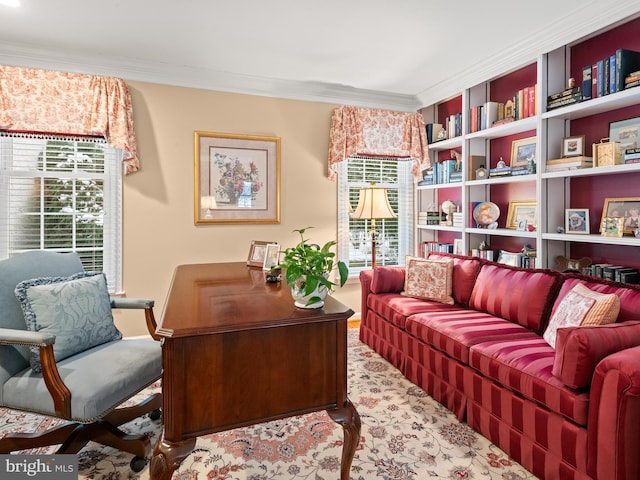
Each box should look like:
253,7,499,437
588,343,640,480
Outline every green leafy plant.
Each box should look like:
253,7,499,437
277,227,349,305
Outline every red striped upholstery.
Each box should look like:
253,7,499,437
406,310,538,364
369,266,406,294
553,321,640,389
359,311,408,371
469,264,561,333
367,292,456,329
554,274,640,323
427,252,484,306
469,337,590,425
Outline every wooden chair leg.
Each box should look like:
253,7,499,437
58,420,150,458
0,422,80,453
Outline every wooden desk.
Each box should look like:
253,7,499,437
149,262,360,479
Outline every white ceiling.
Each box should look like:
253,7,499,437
1,1,639,111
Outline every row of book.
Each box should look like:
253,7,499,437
469,85,537,133
582,48,640,100
585,264,639,284
418,159,462,185
419,241,454,257
545,156,593,171
425,114,463,144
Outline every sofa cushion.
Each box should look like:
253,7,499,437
406,310,539,364
469,336,590,426
554,274,640,323
553,321,640,389
544,283,620,348
427,252,484,306
14,272,122,373
468,263,561,334
367,293,457,330
370,266,406,294
402,256,454,305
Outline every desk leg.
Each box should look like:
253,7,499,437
327,400,361,480
149,430,196,480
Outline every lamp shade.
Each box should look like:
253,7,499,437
201,195,217,210
351,186,396,220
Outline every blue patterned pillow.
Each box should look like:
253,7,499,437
14,271,122,373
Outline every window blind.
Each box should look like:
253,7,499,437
337,156,413,275
0,132,123,292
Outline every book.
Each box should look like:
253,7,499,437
592,61,598,98
582,65,592,100
615,49,640,92
610,54,617,94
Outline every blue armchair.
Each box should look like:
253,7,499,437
0,251,162,471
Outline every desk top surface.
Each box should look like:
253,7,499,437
157,262,353,338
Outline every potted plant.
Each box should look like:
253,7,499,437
277,227,349,308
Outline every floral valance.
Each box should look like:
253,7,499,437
0,66,140,174
327,106,430,180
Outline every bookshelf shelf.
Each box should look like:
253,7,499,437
417,13,640,272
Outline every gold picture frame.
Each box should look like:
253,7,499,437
510,136,536,167
506,201,537,229
600,217,624,237
562,135,586,157
600,197,640,235
195,131,281,224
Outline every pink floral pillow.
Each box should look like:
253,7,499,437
401,256,454,305
544,283,620,348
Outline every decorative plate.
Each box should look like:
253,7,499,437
473,202,500,226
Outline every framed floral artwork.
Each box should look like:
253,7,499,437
195,131,281,224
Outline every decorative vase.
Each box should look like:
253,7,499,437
290,276,328,309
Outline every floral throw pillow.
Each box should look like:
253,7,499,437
401,256,454,305
544,283,620,348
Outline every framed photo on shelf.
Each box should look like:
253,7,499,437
194,131,281,224
506,201,537,229
262,243,281,270
562,135,585,157
609,117,640,158
516,219,528,231
247,240,276,267
510,137,537,167
565,208,589,234
600,217,625,237
600,197,640,235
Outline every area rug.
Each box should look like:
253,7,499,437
0,329,538,479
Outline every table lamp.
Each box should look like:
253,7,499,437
201,195,217,219
351,183,396,268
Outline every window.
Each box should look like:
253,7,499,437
0,133,123,292
337,156,413,275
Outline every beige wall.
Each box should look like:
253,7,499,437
113,81,360,336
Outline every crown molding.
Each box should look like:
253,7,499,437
0,42,421,112
415,2,640,108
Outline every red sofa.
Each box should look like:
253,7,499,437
359,252,640,480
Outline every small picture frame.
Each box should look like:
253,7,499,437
565,208,589,234
262,243,281,270
510,136,537,167
247,240,276,267
516,218,527,231
600,197,640,235
506,201,537,229
600,217,624,237
561,135,585,157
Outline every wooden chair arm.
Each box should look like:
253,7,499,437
39,344,72,418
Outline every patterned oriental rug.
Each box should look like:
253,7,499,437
0,329,538,480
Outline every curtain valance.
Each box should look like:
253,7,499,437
327,106,430,180
0,66,140,174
